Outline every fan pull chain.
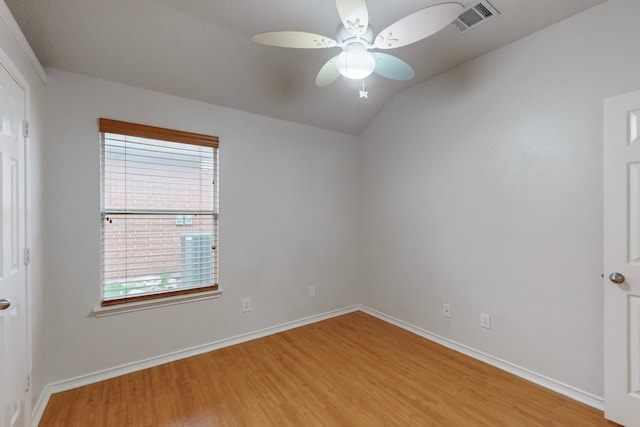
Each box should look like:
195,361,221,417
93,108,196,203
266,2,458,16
359,79,368,99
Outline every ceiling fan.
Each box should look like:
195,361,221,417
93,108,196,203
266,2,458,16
252,0,464,87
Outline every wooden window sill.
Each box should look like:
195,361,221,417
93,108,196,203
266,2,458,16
92,288,223,317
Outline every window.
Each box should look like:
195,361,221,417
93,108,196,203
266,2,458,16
99,118,219,306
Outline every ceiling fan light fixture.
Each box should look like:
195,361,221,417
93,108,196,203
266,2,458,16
335,43,375,80
253,1,462,86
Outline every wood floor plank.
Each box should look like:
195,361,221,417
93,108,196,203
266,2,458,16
39,312,620,426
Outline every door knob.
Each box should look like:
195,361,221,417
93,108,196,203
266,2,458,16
0,299,10,310
609,272,625,284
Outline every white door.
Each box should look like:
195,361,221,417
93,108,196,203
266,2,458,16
0,59,27,427
604,89,640,426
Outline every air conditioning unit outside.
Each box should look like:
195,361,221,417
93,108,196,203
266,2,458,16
181,233,213,287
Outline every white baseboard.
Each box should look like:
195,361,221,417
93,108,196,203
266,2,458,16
31,385,50,427
358,305,605,411
32,304,604,426
31,305,359,426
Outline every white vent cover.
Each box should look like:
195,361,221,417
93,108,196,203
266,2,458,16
454,1,500,32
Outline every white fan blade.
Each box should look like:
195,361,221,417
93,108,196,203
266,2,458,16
316,56,341,87
336,0,369,37
252,31,337,48
374,2,463,49
372,53,415,81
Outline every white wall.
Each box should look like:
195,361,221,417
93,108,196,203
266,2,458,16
42,68,360,383
34,0,640,405
0,0,46,411
360,0,640,397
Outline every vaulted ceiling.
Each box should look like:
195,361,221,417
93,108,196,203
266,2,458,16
6,0,606,134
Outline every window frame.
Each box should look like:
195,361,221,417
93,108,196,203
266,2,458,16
98,118,219,307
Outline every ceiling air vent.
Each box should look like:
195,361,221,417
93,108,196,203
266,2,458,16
454,1,500,33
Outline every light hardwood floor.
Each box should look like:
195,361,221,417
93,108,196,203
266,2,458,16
39,311,619,426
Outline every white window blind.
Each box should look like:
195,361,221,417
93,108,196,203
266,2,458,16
99,118,219,306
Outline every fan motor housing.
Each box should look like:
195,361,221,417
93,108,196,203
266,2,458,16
336,24,375,46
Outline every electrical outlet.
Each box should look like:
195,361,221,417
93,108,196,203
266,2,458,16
241,297,251,313
443,303,451,318
308,286,316,297
480,312,491,329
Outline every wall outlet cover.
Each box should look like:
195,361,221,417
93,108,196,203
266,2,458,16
443,303,451,318
241,297,251,313
480,312,491,329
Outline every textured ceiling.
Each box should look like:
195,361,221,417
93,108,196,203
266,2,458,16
6,0,606,134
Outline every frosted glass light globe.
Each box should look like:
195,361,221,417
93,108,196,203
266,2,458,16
335,43,375,80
